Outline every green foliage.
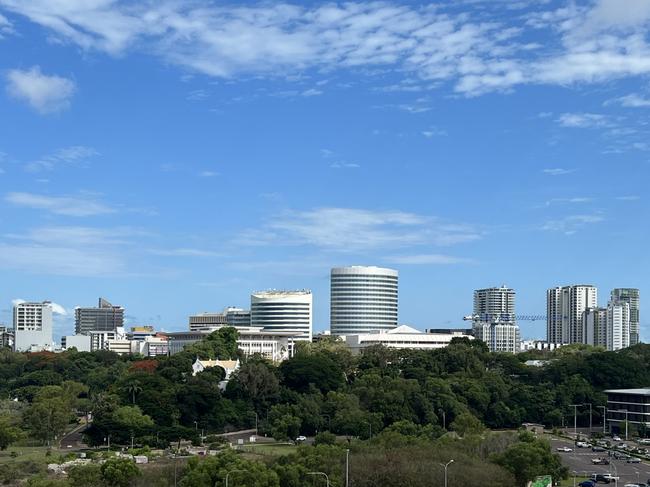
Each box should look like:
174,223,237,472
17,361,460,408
451,412,486,437
0,414,23,450
179,450,279,487
314,431,337,445
101,457,141,487
280,353,344,393
67,463,103,487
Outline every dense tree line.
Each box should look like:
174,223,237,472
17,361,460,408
2,329,650,485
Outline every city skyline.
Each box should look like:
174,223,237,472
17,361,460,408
0,0,648,341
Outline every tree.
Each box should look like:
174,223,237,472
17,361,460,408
126,381,143,405
450,412,485,437
280,354,344,393
67,463,103,487
0,415,22,450
101,458,141,487
23,396,72,445
112,405,154,441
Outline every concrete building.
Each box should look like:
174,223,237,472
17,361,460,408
583,307,607,348
251,290,312,341
13,301,53,352
330,266,398,336
61,335,91,352
471,286,520,353
547,285,597,344
472,286,515,322
0,326,14,349
345,325,475,353
75,298,124,335
520,340,564,352
606,301,630,351
604,388,650,435
189,308,251,332
89,328,126,352
165,327,292,362
611,288,640,345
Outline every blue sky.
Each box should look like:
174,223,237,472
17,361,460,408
0,0,648,341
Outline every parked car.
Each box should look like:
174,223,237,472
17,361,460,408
591,474,612,484
627,457,642,463
579,482,595,487
577,441,591,448
295,436,307,442
591,458,610,465
592,446,606,452
557,446,573,452
612,436,622,441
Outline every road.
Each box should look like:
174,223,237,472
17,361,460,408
550,437,650,485
59,421,89,450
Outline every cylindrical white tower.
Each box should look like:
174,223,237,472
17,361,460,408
251,290,312,341
330,266,398,336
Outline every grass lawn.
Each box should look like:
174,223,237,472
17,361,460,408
0,446,60,465
240,443,297,458
557,476,590,486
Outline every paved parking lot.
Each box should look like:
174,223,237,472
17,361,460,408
550,437,650,485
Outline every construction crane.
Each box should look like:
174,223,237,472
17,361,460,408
463,314,547,322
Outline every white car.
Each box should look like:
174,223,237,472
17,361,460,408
295,436,307,442
613,436,622,441
556,446,573,452
603,474,620,481
576,441,590,448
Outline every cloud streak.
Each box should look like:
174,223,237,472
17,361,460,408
5,192,115,216
6,66,76,113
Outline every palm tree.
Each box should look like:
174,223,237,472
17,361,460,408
126,381,142,405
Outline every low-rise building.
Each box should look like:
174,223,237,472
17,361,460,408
345,325,475,354
61,335,91,352
604,388,650,435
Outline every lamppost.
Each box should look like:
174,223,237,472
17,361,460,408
583,403,592,434
224,469,245,487
252,411,258,436
439,409,446,430
307,471,330,486
620,409,629,441
569,404,581,438
598,406,607,435
345,449,350,487
439,459,454,487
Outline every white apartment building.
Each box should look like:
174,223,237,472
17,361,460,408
607,301,630,351
13,301,53,352
583,307,607,348
345,325,474,353
471,286,520,353
188,308,252,332
473,322,520,353
251,290,312,341
611,288,640,346
61,334,91,352
547,285,597,344
330,266,398,336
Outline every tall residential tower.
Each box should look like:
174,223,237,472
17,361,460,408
330,266,398,336
13,301,53,352
251,290,312,341
75,298,124,335
611,288,640,345
471,286,520,353
547,285,597,344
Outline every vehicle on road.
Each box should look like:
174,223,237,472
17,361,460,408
627,457,641,463
577,441,591,448
591,458,609,465
613,436,622,441
295,436,307,442
579,481,596,487
557,446,573,452
592,446,606,452
638,438,650,445
591,474,613,483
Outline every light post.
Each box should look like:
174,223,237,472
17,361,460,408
584,403,592,434
307,471,330,486
224,469,245,487
439,459,454,487
193,421,198,431
254,412,258,437
439,410,446,430
345,449,350,487
598,406,607,435
620,409,629,441
569,404,581,439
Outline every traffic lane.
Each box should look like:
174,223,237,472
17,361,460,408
549,437,650,484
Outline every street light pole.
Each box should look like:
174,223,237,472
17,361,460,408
439,459,454,487
224,469,245,487
307,471,330,486
598,406,607,435
345,449,349,487
570,405,577,437
439,410,446,430
584,403,592,434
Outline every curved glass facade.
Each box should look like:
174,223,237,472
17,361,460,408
330,266,398,335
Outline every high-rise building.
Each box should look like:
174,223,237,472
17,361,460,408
188,307,251,332
13,301,53,352
251,290,312,341
75,298,124,335
471,286,520,353
330,266,398,336
583,307,607,348
547,285,597,344
473,286,515,322
607,301,630,351
611,288,640,345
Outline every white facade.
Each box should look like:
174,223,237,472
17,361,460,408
583,307,607,348
345,325,473,353
189,308,251,332
330,266,398,336
61,334,91,352
520,340,564,352
166,327,292,362
547,285,597,344
472,322,520,353
473,286,515,322
89,327,126,351
611,288,640,346
13,301,53,352
607,301,630,351
251,290,312,341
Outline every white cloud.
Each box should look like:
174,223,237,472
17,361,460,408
616,195,640,201
26,145,98,172
385,254,471,265
330,161,360,169
4,1,650,96
556,113,609,128
5,192,115,216
238,207,481,252
0,12,13,37
199,170,219,177
422,127,448,138
149,248,222,257
605,93,650,108
543,168,576,176
542,214,605,235
545,197,592,206
301,88,322,97
6,66,76,113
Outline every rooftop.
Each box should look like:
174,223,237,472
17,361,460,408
605,388,650,395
